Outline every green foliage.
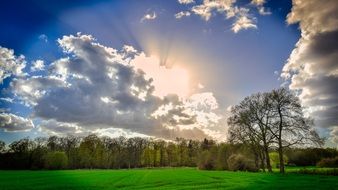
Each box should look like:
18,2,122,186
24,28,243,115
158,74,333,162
317,156,338,168
269,152,288,168
44,151,68,169
285,148,338,166
0,135,335,171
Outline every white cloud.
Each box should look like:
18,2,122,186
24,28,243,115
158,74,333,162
141,12,157,22
178,0,195,4
0,97,14,103
231,8,257,33
251,0,270,15
191,0,236,21
282,0,338,146
251,0,265,6
39,120,84,136
0,46,26,83
175,11,191,19
31,59,45,71
178,0,259,33
0,113,34,132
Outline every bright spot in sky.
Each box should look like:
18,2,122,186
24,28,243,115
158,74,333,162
132,54,190,98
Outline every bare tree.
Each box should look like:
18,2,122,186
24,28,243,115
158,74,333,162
228,93,274,172
0,140,5,153
267,88,323,173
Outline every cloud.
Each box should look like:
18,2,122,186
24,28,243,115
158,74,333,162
7,33,223,140
0,97,14,103
251,0,265,6
141,12,157,22
0,46,26,83
175,11,191,19
11,75,66,106
251,0,271,15
0,113,34,132
178,0,195,4
31,59,45,71
191,0,236,21
257,6,271,15
231,8,257,33
282,0,338,145
38,120,84,136
178,0,258,33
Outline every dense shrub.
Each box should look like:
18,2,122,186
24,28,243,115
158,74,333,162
227,154,258,172
44,151,68,169
285,148,338,166
317,156,338,168
198,150,216,170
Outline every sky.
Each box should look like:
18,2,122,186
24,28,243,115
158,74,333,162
0,0,337,147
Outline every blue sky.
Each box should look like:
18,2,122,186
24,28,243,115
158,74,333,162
0,0,337,146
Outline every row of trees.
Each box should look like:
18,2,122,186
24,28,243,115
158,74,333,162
0,136,214,169
227,88,323,173
0,135,336,171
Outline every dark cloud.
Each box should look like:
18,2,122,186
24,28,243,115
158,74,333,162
9,33,219,140
282,0,338,146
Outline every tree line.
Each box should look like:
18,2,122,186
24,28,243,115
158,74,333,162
0,135,336,171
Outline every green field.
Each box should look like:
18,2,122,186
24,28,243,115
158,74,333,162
0,168,337,190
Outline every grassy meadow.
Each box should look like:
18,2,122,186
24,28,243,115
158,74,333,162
0,168,337,190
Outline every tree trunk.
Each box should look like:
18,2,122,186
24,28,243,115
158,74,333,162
278,140,285,173
253,151,259,169
259,150,266,172
264,147,272,172
263,140,272,172
277,106,285,173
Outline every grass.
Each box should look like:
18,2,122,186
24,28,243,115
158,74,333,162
0,168,337,190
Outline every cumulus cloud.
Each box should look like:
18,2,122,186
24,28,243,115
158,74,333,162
0,113,34,132
31,59,45,71
7,33,223,140
282,0,338,145
177,0,259,33
141,12,157,22
175,11,191,19
0,46,26,83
